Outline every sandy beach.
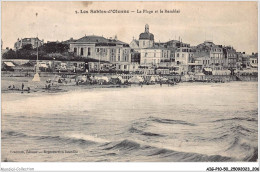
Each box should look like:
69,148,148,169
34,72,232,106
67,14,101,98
1,75,129,95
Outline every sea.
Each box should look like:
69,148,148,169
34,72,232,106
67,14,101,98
1,82,258,162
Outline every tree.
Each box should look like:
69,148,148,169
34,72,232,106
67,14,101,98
22,44,33,50
2,49,17,59
39,42,69,53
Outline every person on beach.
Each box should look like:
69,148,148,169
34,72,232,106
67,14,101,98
27,87,30,93
160,82,162,87
22,83,24,91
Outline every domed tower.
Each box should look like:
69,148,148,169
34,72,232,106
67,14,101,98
145,24,149,33
139,24,154,48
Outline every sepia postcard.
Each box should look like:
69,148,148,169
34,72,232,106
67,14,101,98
1,1,259,171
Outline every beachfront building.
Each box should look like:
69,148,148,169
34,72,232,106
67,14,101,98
175,47,195,74
140,48,162,66
223,46,237,70
209,44,225,71
140,48,170,66
69,35,132,69
14,37,44,50
249,53,258,68
194,41,227,74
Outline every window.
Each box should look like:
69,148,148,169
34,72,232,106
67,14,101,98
74,48,77,53
177,53,179,57
88,48,91,56
96,48,100,53
81,48,84,56
143,41,145,46
182,54,184,58
124,65,127,69
154,53,156,57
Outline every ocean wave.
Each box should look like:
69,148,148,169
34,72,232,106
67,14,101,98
148,148,234,162
230,125,256,137
209,133,230,141
3,130,27,138
103,139,141,151
68,134,109,143
243,148,258,162
3,130,109,146
101,139,235,162
129,126,164,137
148,116,196,126
213,117,257,123
35,135,95,145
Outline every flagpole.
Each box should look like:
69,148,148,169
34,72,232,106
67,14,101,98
32,12,40,82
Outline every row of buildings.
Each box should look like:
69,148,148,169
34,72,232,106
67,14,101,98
12,24,258,75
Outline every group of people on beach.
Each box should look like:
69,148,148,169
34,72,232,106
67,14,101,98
8,83,30,93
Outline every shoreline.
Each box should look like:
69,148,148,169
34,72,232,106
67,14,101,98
1,75,257,96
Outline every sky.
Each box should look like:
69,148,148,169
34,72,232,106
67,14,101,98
1,1,258,54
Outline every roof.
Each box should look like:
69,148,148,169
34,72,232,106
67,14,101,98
132,39,139,46
76,35,108,43
74,35,129,47
4,62,15,67
21,37,41,42
139,32,154,40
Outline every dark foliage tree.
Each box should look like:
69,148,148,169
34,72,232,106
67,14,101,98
21,44,33,50
2,49,17,59
39,42,69,54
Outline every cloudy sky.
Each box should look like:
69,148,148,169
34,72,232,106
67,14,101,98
1,1,258,54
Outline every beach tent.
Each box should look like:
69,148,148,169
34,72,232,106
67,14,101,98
78,75,87,82
128,76,144,83
94,76,109,84
182,75,190,82
100,76,109,82
110,75,125,84
117,76,125,83
150,76,156,82
39,63,48,68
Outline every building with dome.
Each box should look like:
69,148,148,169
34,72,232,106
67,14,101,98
139,24,154,49
130,24,154,51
